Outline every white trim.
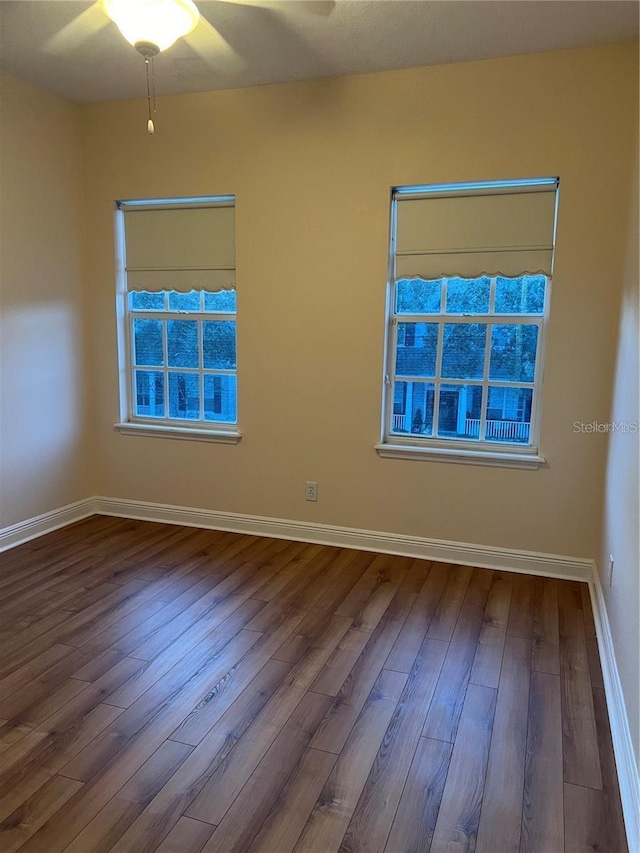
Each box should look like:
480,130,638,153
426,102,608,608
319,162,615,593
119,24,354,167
1,494,636,853
114,423,242,443
375,442,545,469
0,499,94,553
589,573,640,853
91,496,590,581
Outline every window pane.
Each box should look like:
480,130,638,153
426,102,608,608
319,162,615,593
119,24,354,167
489,324,538,382
167,320,199,368
204,374,237,423
134,370,165,417
495,276,546,314
391,381,434,435
396,279,442,314
395,323,438,377
202,320,236,370
168,290,201,312
441,323,487,379
437,384,482,439
204,290,237,313
203,321,237,369
445,277,490,314
486,386,533,444
168,372,200,419
133,318,163,366
130,291,165,311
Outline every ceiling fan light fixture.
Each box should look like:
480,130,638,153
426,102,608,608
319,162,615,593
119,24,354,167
100,0,200,54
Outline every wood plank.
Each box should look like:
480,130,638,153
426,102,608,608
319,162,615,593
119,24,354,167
384,736,452,853
586,638,605,690
0,657,141,797
166,622,300,746
0,774,82,853
246,747,338,853
249,543,324,602
564,782,607,853
559,606,602,789
0,703,124,823
334,554,412,619
127,547,286,661
470,573,513,688
105,597,265,708
293,668,408,853
385,561,449,673
475,634,530,853
520,670,564,853
59,627,261,782
506,574,539,639
153,817,215,853
427,682,497,853
61,740,194,853
531,577,560,675
310,587,415,699
580,583,596,638
185,613,352,824
422,580,487,743
426,563,473,641
399,558,433,593
201,691,333,852
246,547,351,634
339,638,448,853
0,611,77,679
16,632,286,852
110,658,293,853
592,687,628,852
271,550,376,663
309,592,414,753
68,569,229,680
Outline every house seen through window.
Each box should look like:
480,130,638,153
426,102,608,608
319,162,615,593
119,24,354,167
381,178,559,462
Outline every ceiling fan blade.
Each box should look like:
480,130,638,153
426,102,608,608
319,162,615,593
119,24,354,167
212,0,335,16
45,3,110,55
184,15,247,72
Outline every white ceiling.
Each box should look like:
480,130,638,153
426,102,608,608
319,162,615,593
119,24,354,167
0,0,637,103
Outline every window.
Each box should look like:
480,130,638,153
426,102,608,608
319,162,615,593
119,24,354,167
378,178,559,467
115,196,240,441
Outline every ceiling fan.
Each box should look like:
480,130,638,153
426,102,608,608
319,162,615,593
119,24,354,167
45,0,335,134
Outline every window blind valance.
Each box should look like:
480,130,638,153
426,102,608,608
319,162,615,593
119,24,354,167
394,180,558,279
121,201,236,292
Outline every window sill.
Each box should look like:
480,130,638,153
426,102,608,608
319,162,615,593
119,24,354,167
114,423,242,444
375,442,545,469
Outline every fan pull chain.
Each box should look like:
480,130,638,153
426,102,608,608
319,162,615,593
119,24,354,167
145,58,155,135
152,57,157,116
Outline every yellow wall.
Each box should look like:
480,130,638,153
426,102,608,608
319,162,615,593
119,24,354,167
600,142,639,767
81,43,637,559
0,74,90,527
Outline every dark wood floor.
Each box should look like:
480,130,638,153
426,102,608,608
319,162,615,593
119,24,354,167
0,516,628,853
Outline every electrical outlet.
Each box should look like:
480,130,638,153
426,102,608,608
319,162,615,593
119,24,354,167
608,555,614,587
305,481,318,502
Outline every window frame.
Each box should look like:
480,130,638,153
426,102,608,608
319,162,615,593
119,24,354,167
113,196,241,443
377,181,556,468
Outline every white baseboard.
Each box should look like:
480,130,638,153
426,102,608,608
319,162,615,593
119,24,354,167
0,498,95,553
589,574,640,853
1,494,636,851
93,495,594,582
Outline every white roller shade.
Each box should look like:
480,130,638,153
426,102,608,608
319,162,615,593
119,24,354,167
125,269,236,292
123,203,235,292
394,183,558,279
